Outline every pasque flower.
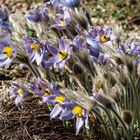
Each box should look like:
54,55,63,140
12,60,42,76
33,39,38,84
31,79,59,99
10,83,30,106
50,8,71,29
60,0,80,8
25,37,45,65
25,7,49,23
0,23,9,38
118,42,140,56
42,87,66,119
60,102,89,135
49,94,66,119
0,4,9,21
87,35,108,64
0,38,16,68
88,26,116,46
46,37,72,69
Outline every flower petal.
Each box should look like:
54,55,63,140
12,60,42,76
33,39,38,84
76,118,84,135
50,105,62,119
60,109,74,120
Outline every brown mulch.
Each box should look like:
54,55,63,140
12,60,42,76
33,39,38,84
0,96,91,140
0,64,92,140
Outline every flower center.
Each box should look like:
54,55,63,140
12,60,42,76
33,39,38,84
55,95,65,103
72,105,83,118
17,88,23,96
58,50,68,60
101,35,110,43
44,88,52,96
2,46,13,58
60,20,66,26
30,43,41,52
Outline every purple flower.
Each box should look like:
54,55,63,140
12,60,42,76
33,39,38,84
10,83,29,106
0,24,9,38
44,90,66,119
46,38,72,69
0,39,16,68
25,7,49,23
91,53,108,65
50,0,59,8
73,35,86,51
49,94,66,119
50,8,71,29
60,102,89,135
42,44,56,69
97,27,116,46
25,37,45,65
31,79,59,99
118,42,140,56
60,0,80,8
87,36,101,58
88,27,116,46
87,35,108,65
0,4,9,21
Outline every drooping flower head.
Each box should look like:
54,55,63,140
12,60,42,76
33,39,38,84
50,8,71,29
87,35,101,58
88,26,117,46
25,7,49,23
87,34,108,64
118,42,140,56
0,38,16,68
46,37,72,69
70,25,86,51
73,35,86,51
60,102,89,135
10,82,30,106
96,27,117,46
0,4,9,21
42,86,66,119
30,79,59,99
25,37,45,65
0,23,9,38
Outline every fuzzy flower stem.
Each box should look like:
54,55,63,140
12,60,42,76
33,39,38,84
28,63,40,78
129,75,140,128
97,103,118,139
93,109,112,139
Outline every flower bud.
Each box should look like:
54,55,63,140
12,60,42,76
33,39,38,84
122,110,133,125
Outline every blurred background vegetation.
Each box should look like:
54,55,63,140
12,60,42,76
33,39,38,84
1,0,140,31
85,0,140,30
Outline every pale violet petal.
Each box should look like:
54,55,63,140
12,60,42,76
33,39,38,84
50,105,62,119
76,118,84,135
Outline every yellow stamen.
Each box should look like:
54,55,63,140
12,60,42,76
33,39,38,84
55,95,65,103
72,105,83,118
17,88,23,96
44,88,52,96
101,35,110,43
2,46,13,58
30,43,41,52
58,50,68,60
60,20,66,26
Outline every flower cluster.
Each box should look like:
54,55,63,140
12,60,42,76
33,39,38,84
1,1,140,138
